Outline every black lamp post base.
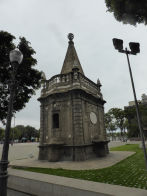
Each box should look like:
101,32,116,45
0,160,9,196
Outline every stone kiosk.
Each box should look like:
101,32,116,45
38,34,109,161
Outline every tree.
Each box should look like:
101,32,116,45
10,127,22,141
105,0,147,26
13,125,26,140
105,108,128,140
124,104,147,138
9,125,39,141
105,111,117,140
108,122,117,141
109,108,127,137
0,31,42,122
24,125,39,140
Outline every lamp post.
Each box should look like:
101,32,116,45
0,49,23,196
12,114,16,145
112,38,147,170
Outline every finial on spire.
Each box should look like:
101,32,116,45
61,33,84,75
97,78,102,87
68,33,74,41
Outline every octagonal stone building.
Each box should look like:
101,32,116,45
38,34,109,161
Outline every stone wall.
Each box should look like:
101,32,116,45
39,89,108,161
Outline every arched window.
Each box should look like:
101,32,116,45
53,113,59,128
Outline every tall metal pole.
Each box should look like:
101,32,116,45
0,62,18,196
125,48,147,169
12,114,15,145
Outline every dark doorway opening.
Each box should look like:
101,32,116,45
53,113,59,128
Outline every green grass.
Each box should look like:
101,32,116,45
13,144,147,189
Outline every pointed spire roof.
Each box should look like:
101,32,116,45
61,33,84,75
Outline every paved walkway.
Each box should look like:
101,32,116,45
6,141,147,195
0,142,39,161
0,140,138,161
9,151,134,170
7,141,137,170
0,141,141,170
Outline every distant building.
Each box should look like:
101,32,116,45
124,94,147,139
128,100,141,107
38,34,109,162
141,94,147,104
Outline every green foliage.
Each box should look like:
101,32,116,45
124,106,136,119
124,104,147,138
105,0,147,25
109,108,125,130
9,125,39,140
14,144,147,189
128,119,139,138
0,125,39,141
110,143,139,151
22,125,39,140
10,127,21,140
105,108,128,137
0,31,42,122
104,112,117,140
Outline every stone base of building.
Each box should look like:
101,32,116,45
38,141,109,162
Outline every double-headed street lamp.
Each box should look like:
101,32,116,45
0,49,23,196
112,38,147,169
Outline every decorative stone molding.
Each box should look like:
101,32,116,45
40,71,103,100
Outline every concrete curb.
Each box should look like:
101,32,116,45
8,168,147,196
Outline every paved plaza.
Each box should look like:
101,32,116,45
2,141,147,196
0,141,140,170
0,142,39,162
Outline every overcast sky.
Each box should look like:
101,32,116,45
0,0,147,129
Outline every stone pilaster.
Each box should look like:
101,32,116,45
39,103,44,145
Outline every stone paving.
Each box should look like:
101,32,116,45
0,141,139,170
0,141,142,170
0,142,39,161
9,150,134,170
4,141,147,196
0,140,134,161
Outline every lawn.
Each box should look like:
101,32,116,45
13,144,147,189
